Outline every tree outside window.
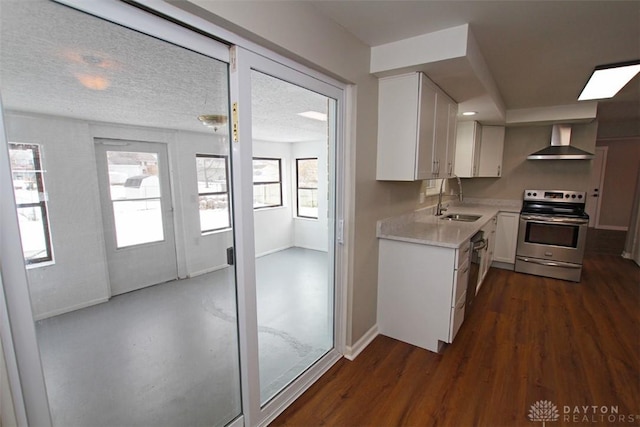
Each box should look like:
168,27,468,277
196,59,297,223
296,158,318,219
196,154,230,232
252,158,282,209
9,143,53,264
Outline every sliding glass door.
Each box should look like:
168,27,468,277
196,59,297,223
0,2,345,426
0,1,241,426
230,46,343,424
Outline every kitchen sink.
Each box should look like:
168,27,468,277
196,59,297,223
440,213,482,222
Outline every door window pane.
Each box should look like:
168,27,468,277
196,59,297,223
107,151,164,248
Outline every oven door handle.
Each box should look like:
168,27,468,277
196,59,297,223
520,214,589,225
516,256,582,269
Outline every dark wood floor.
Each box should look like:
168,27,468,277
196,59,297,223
272,241,640,426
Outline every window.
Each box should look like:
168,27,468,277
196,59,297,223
196,154,230,232
252,157,282,209
8,143,53,264
296,158,319,219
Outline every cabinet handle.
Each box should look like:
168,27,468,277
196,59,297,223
497,165,501,176
448,162,453,176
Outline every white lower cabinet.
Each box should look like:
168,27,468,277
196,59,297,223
377,238,470,353
493,212,520,265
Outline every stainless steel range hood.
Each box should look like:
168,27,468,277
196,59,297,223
527,124,594,160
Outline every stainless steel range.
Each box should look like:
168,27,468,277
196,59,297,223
515,190,589,282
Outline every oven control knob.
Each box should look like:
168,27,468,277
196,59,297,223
578,194,583,199
527,192,532,196
571,194,576,198
533,192,537,196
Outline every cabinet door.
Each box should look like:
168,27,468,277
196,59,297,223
444,101,458,177
478,125,505,177
415,75,437,180
376,73,420,181
433,92,449,178
494,212,520,264
454,121,481,177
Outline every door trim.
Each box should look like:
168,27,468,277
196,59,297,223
592,146,607,228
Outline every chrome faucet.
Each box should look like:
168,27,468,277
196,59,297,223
455,175,463,202
435,175,463,216
436,178,448,216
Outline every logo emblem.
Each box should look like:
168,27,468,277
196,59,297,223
529,400,559,426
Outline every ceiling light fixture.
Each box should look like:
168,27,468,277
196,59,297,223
75,74,110,90
578,60,640,101
298,111,327,122
197,114,228,132
462,111,477,116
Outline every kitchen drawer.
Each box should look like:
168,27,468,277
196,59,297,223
449,291,466,342
452,257,470,305
456,240,471,268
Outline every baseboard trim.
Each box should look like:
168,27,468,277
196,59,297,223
343,324,378,361
256,245,293,258
187,264,229,279
595,225,629,231
34,296,109,321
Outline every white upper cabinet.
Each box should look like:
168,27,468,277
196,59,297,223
454,121,481,177
478,125,505,177
376,72,458,181
454,121,505,178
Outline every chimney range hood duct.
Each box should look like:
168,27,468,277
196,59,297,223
527,124,594,160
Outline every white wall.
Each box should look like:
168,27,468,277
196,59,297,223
5,113,228,318
6,112,111,320
6,111,326,319
291,140,328,252
253,140,294,256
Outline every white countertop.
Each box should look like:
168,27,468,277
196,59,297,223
377,201,520,249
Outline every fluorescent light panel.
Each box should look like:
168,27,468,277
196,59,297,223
462,111,477,116
578,60,640,101
298,111,327,121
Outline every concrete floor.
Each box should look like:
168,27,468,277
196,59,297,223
36,247,332,427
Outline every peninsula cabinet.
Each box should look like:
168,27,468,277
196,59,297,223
376,72,458,181
454,122,505,178
377,238,471,353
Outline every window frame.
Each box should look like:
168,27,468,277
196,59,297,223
295,157,319,219
252,157,283,210
9,143,53,265
196,153,231,233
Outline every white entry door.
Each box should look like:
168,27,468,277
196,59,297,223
95,139,178,295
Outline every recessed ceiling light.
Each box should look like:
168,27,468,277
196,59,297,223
462,111,477,116
298,111,327,121
578,60,640,101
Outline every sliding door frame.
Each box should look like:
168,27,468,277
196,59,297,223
0,1,349,426
230,45,346,426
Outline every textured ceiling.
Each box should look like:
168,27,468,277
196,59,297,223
0,0,328,143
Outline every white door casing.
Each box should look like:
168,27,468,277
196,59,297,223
586,146,607,228
95,140,178,295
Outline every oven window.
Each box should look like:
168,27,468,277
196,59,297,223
525,222,579,248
